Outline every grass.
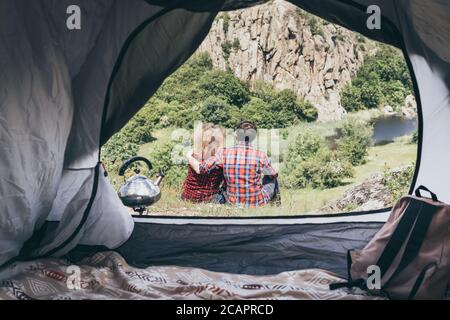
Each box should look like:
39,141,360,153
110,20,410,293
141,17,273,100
136,123,417,217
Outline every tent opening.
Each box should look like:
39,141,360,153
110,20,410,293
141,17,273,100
101,1,418,218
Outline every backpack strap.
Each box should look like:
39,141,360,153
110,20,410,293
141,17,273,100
329,250,366,290
329,279,365,290
415,185,438,202
376,199,422,277
383,201,437,292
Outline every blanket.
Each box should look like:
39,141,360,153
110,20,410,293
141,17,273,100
0,251,383,300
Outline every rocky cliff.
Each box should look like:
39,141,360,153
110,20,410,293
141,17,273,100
197,0,378,121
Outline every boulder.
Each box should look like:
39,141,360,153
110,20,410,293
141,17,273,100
383,105,395,115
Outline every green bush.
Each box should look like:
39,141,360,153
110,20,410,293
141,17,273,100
220,13,230,34
301,150,354,189
148,142,187,189
199,96,240,127
285,131,324,164
298,100,319,122
197,69,251,107
155,53,213,105
336,118,373,166
382,80,409,109
221,41,233,60
281,131,353,189
266,90,318,127
232,38,240,50
251,80,277,101
241,97,277,128
382,165,415,203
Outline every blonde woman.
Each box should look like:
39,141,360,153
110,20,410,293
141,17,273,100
181,123,226,203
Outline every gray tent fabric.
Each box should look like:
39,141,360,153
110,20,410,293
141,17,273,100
116,221,384,277
0,0,218,265
1,0,449,276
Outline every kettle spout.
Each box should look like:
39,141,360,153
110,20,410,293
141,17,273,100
155,172,165,186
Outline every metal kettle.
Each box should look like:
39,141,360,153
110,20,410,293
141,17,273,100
118,156,164,213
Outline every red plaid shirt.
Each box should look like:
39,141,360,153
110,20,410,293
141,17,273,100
181,166,224,202
200,142,278,207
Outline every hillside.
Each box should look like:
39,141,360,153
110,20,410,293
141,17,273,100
197,0,379,121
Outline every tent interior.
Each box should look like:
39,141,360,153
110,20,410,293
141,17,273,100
0,0,449,299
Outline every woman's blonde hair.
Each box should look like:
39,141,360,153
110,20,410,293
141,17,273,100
193,122,225,161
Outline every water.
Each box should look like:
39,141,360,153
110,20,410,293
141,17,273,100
327,115,417,149
372,115,417,145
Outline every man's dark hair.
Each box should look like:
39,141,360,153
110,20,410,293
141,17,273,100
235,120,257,143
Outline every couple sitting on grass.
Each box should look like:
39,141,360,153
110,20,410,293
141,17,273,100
182,120,279,208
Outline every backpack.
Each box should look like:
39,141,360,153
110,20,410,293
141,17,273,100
330,186,450,300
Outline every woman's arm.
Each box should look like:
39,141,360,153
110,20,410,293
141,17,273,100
186,150,201,174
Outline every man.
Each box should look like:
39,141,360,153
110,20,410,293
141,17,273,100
187,120,279,207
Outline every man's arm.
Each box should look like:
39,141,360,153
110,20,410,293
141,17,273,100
261,154,278,177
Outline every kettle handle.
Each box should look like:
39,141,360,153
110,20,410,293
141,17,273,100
119,156,153,176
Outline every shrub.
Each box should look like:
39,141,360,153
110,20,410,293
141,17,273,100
232,38,241,50
199,96,240,127
197,69,251,107
281,148,353,189
281,131,353,189
220,13,230,34
221,41,233,60
382,80,409,110
382,164,415,203
148,142,187,189
336,118,373,166
250,80,277,101
299,100,319,122
270,90,318,126
241,97,277,128
285,131,324,164
307,15,325,38
301,150,354,189
155,53,213,105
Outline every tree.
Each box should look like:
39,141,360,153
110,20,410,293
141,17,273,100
341,45,412,112
336,118,373,166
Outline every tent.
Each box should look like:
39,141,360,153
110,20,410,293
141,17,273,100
0,0,449,280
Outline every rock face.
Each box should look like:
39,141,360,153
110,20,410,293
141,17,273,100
321,166,412,213
197,0,377,121
321,173,391,213
401,94,418,119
